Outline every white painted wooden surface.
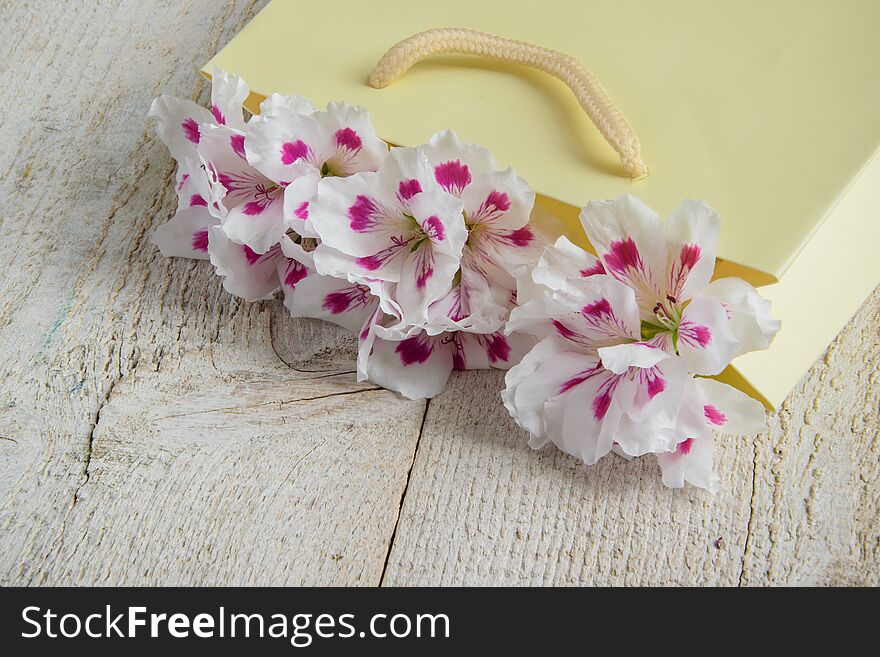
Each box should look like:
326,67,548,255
0,0,877,586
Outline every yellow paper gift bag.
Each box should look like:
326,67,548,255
204,0,880,409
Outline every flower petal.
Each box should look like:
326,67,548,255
676,295,741,375
207,226,281,301
281,164,322,237
220,195,286,255
695,377,767,435
421,129,497,195
532,235,605,292
597,342,669,374
426,271,510,335
152,206,217,260
612,355,688,456
503,335,605,450
245,110,330,186
450,331,534,370
257,92,315,118
461,169,534,232
507,274,641,349
702,277,780,355
579,195,667,310
363,331,454,400
408,189,467,259
279,263,378,332
395,190,466,324
657,430,719,492
209,67,250,132
149,94,214,162
314,102,389,175
664,199,721,302
310,171,410,259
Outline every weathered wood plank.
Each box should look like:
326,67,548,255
382,287,880,586
1,0,877,587
0,0,425,586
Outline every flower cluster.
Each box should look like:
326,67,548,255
149,69,542,401
150,70,779,491
503,196,780,491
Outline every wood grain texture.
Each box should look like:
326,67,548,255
0,0,876,586
0,0,424,586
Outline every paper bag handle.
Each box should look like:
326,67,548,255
368,27,648,180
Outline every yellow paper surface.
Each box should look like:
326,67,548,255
204,0,880,408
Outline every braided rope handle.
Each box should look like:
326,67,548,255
368,27,648,180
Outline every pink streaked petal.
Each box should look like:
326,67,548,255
579,195,667,307
181,117,200,144
191,229,209,252
293,201,309,220
704,404,727,426
323,284,373,315
434,160,471,196
558,360,604,394
676,295,740,376
152,206,217,261
282,259,308,288
230,133,246,159
356,236,411,272
657,431,718,492
665,199,721,301
695,378,767,435
281,139,310,165
603,237,643,277
493,225,534,248
580,261,606,277
422,215,445,242
667,242,701,300
678,320,712,348
242,244,262,265
211,104,226,125
334,127,363,152
676,437,695,455
396,334,434,365
348,194,383,232
398,178,423,201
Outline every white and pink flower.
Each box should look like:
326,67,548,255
420,131,542,333
579,195,779,374
503,272,689,462
310,146,469,327
245,98,388,243
503,198,780,491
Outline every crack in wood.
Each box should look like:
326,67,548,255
738,436,761,586
379,398,431,586
153,386,383,421
70,376,121,510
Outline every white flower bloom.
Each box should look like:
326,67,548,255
418,130,543,333
245,98,388,240
148,66,249,163
580,195,779,374
152,158,218,260
503,200,779,490
310,146,469,327
503,272,688,462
